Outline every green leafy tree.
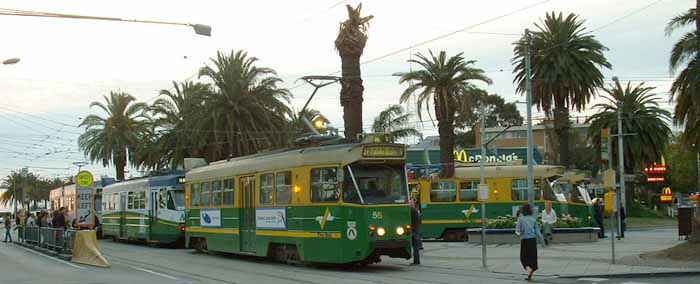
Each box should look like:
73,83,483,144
454,90,524,147
667,5,700,149
399,50,492,177
513,12,611,167
78,92,150,180
335,3,373,140
371,105,422,143
198,50,292,161
138,81,210,170
666,135,699,193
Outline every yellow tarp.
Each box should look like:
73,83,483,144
71,230,111,268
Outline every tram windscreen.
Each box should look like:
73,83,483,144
168,190,185,210
343,164,408,204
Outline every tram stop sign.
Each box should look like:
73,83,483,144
660,187,672,204
75,170,95,229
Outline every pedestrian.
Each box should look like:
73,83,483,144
516,204,545,281
618,205,626,239
16,210,25,242
410,197,422,265
52,207,67,230
541,201,557,245
593,199,606,238
3,214,12,243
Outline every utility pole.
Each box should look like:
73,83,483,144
479,111,487,269
613,76,624,237
696,150,699,191
525,29,535,207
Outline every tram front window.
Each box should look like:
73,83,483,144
168,190,185,210
343,164,408,204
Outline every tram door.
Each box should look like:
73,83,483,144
240,176,256,253
149,190,159,239
119,192,128,238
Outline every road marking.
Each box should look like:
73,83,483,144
12,244,85,270
620,282,652,284
128,265,179,280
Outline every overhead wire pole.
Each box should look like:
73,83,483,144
525,29,535,207
479,110,487,269
613,76,625,238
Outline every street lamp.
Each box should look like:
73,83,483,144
2,58,20,65
0,9,211,36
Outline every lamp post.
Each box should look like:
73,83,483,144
524,29,535,207
0,9,211,36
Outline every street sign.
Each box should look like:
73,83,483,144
603,169,615,189
604,190,617,215
75,170,95,229
660,187,672,204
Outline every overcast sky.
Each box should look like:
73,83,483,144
0,0,689,181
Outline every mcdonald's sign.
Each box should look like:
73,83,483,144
660,187,673,204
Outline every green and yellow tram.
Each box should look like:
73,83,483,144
410,165,593,240
184,137,413,265
101,173,186,245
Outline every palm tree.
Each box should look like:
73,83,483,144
667,4,700,149
0,170,40,207
399,51,492,177
198,50,292,161
335,3,373,141
140,81,210,169
371,105,422,143
586,81,672,173
513,12,611,167
78,92,150,180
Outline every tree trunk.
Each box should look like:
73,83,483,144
435,96,455,178
691,0,700,243
553,106,571,167
339,53,364,141
115,149,126,181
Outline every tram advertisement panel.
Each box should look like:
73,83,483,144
255,208,286,230
75,171,95,229
200,209,221,227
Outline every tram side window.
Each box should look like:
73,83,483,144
223,179,235,205
511,179,542,201
127,192,135,209
260,173,275,205
276,172,292,204
430,181,456,202
459,181,478,201
113,193,118,210
201,182,211,207
191,183,201,207
311,167,340,202
138,191,147,209
211,180,222,207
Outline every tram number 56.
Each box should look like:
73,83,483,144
371,212,383,220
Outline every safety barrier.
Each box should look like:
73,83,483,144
20,226,76,255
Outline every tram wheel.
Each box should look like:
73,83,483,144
193,238,208,253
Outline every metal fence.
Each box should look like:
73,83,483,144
21,226,76,254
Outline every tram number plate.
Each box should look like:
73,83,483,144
371,212,383,220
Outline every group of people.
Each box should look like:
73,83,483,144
2,207,70,243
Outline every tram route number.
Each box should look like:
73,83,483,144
371,212,383,220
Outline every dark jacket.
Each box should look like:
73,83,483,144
594,204,604,224
52,213,66,229
410,206,422,233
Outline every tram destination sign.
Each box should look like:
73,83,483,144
362,145,404,158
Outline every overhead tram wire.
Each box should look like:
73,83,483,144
590,0,666,33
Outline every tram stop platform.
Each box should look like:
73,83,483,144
385,227,700,278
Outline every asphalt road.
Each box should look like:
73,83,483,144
0,239,697,284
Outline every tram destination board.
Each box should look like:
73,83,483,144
362,145,405,158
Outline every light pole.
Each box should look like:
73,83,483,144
524,29,535,207
0,9,211,36
612,76,625,238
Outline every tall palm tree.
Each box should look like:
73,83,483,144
667,4,700,149
586,81,672,172
399,50,492,177
0,170,39,207
513,12,611,167
198,50,292,161
78,92,150,180
335,3,373,141
139,81,210,169
371,105,422,143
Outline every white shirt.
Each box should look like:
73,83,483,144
541,209,557,224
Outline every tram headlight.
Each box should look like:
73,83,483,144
377,227,386,237
396,226,405,236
